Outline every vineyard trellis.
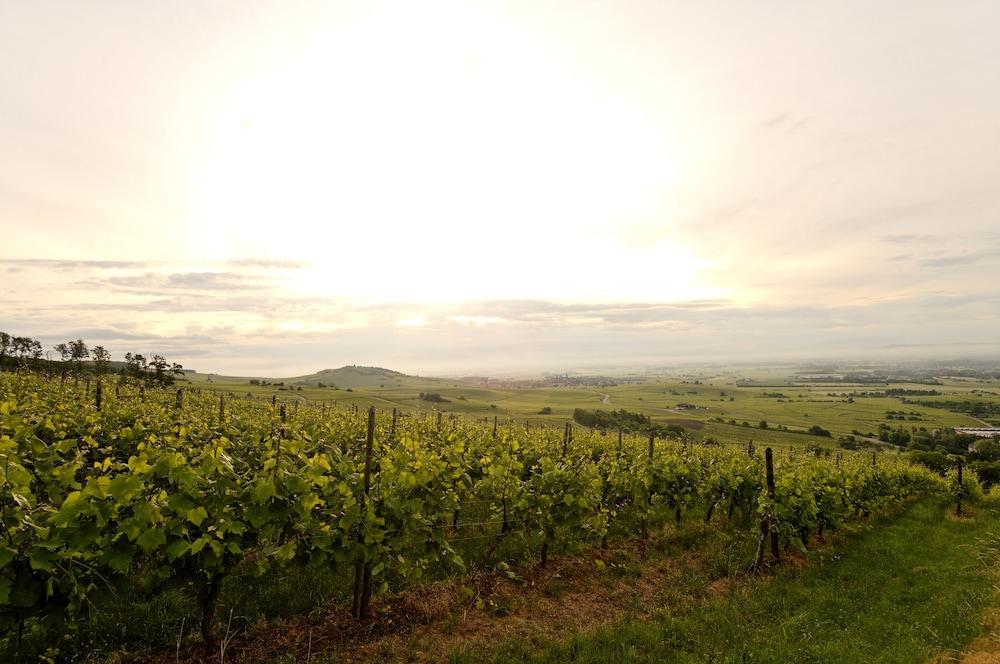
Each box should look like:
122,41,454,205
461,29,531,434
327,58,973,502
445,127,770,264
0,373,951,654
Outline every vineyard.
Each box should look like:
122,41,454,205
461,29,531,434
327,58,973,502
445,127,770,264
0,372,958,660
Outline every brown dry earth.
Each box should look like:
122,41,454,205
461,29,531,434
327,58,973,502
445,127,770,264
134,526,743,664
132,513,999,664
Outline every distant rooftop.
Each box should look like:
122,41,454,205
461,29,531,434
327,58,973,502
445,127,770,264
954,428,1000,438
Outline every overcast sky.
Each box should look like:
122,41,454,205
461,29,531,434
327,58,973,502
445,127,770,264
2,1,999,376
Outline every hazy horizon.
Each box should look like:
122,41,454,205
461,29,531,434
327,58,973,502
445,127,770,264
3,1,999,376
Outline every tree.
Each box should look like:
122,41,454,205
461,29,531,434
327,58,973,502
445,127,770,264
11,336,36,367
0,331,10,369
92,345,111,376
53,343,71,380
124,352,148,382
53,343,70,363
68,339,89,386
149,354,184,387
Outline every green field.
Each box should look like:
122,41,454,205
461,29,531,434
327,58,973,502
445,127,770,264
185,365,997,451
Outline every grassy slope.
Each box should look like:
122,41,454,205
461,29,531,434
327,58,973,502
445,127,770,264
454,499,1000,664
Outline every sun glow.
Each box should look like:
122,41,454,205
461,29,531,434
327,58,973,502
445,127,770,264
187,3,719,305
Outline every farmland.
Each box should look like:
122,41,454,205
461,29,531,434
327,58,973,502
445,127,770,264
185,364,999,451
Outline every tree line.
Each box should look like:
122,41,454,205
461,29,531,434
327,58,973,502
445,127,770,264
0,330,184,387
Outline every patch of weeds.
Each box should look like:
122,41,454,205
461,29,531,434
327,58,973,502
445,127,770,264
542,577,567,599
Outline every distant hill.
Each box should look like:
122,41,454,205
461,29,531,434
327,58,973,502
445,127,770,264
184,365,458,389
285,365,443,389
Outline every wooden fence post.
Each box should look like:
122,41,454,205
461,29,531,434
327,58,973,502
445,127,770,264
957,462,964,516
219,395,225,425
755,448,779,568
95,380,102,411
766,448,779,560
642,430,655,540
353,407,376,619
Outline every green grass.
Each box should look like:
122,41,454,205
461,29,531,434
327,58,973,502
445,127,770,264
188,371,993,454
451,499,1000,663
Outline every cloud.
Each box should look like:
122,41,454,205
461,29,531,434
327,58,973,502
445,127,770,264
879,234,937,245
101,271,271,292
225,258,307,269
755,113,790,129
0,257,305,271
918,247,1000,268
0,259,149,270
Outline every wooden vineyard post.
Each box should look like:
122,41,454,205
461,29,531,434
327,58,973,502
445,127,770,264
767,448,779,560
957,462,964,516
562,422,571,457
755,447,779,569
492,415,498,439
642,431,654,541
436,410,442,430
353,406,376,619
391,408,398,439
279,403,286,439
140,384,145,403
219,395,225,425
617,428,623,453
175,388,183,410
95,380,102,411
872,451,877,467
